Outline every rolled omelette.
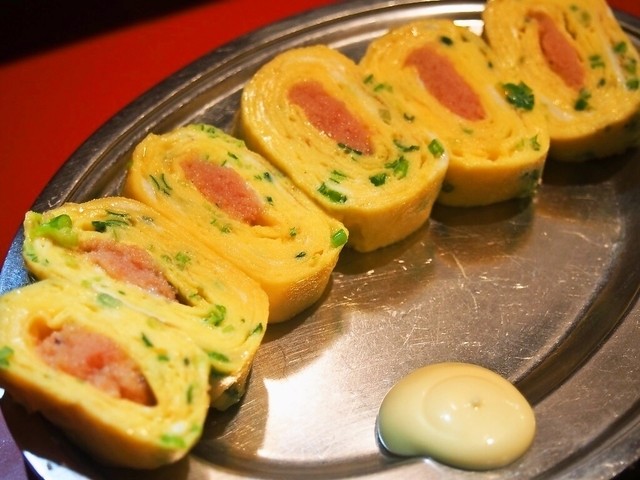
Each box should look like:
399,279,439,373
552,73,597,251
360,20,550,207
483,0,640,161
22,196,268,410
0,278,210,469
239,45,449,252
123,123,348,322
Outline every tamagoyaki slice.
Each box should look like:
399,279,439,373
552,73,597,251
239,45,449,252
123,124,348,323
483,0,640,161
360,19,550,206
22,197,268,410
0,278,210,469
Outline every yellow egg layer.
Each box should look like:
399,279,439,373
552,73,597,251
360,19,550,206
239,45,449,251
22,196,268,409
124,124,347,322
0,278,210,469
483,0,640,161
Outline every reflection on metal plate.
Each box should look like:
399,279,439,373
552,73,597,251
2,1,640,479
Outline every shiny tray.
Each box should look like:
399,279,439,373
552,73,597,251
2,1,640,478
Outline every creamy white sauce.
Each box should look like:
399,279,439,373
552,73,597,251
377,362,536,470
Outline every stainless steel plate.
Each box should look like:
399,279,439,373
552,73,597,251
2,1,640,478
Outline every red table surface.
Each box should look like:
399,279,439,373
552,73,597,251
0,1,639,479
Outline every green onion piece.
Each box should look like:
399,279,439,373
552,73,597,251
32,214,78,247
204,305,227,327
160,434,186,449
97,293,121,308
196,124,219,136
589,54,605,69
329,170,347,183
251,323,264,336
393,139,419,152
385,156,409,179
370,173,387,186
502,82,535,110
379,108,392,124
318,183,347,203
623,57,637,74
211,218,232,233
530,135,542,151
428,139,445,157
105,210,127,218
186,384,194,404
208,351,230,363
373,82,392,93
174,251,191,270
330,229,348,248
338,143,362,156
574,89,591,111
92,218,129,232
614,41,627,54
149,173,172,195
0,346,14,368
440,35,454,46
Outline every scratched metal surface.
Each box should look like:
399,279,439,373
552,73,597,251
1,1,640,479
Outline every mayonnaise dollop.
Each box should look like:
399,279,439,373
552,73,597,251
377,362,535,470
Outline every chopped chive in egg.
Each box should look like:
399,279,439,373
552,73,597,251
439,35,454,46
186,384,194,404
331,229,348,248
318,182,347,203
589,54,605,69
330,170,348,183
97,293,122,308
203,305,227,327
370,173,387,186
574,88,592,111
160,434,186,449
502,82,535,111
251,323,264,336
393,139,419,152
32,214,78,247
385,156,409,179
149,173,173,195
141,333,154,347
208,351,230,363
428,139,445,157
530,135,541,151
0,346,14,368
